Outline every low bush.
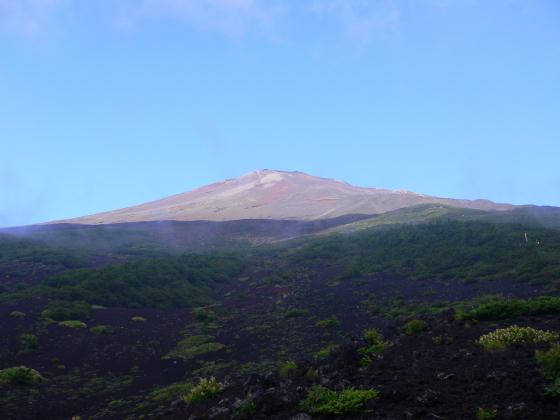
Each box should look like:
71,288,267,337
536,344,560,398
192,307,219,323
41,253,246,309
463,296,560,321
406,319,427,335
0,366,46,386
41,300,91,321
131,316,147,322
476,407,498,420
237,398,256,417
90,325,114,335
285,308,309,318
315,344,338,360
9,311,26,318
546,378,560,398
183,377,223,403
279,361,298,379
359,329,388,366
300,385,379,415
478,325,559,351
164,335,225,360
150,382,193,402
20,333,38,350
536,343,560,380
316,316,340,328
59,320,87,329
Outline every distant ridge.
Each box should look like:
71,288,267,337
51,169,514,225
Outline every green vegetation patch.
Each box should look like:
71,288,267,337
9,311,26,318
58,320,87,329
285,308,309,318
41,300,91,321
478,325,559,351
237,398,256,417
164,335,226,360
365,298,452,319
476,407,498,420
359,329,388,366
0,366,46,386
316,316,340,328
300,385,379,415
0,234,88,268
20,333,38,351
90,325,114,335
278,361,298,379
150,382,194,402
287,221,560,284
183,377,223,403
406,319,427,335
537,344,560,398
192,307,220,323
236,360,275,376
40,253,246,309
315,344,338,360
461,296,560,321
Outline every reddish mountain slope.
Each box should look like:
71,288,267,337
53,170,513,224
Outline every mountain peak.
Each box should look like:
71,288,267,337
51,170,514,225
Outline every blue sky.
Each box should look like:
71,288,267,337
1,0,559,227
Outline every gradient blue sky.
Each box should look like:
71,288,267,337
1,0,559,227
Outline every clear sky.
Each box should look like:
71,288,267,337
1,0,559,227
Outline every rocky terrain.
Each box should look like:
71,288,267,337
50,170,514,224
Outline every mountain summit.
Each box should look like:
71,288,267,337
55,170,513,224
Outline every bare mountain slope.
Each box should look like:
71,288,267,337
53,170,514,224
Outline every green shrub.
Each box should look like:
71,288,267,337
108,400,125,409
546,377,560,398
476,407,498,420
20,333,38,350
432,335,444,345
316,316,340,328
9,311,26,318
363,329,382,344
237,399,256,417
164,335,226,360
131,316,147,322
41,253,246,309
358,329,388,366
406,319,427,335
279,361,298,379
150,382,193,402
536,344,560,380
237,360,275,376
58,320,87,329
41,301,91,321
315,344,338,360
0,366,46,386
192,307,219,323
463,296,560,321
90,325,114,335
536,344,560,398
286,221,560,284
183,377,223,403
300,385,379,415
478,325,559,351
285,308,309,318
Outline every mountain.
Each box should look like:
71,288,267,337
52,169,513,224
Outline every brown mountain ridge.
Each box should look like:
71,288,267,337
52,169,514,225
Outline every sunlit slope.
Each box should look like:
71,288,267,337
324,204,560,234
50,170,513,225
